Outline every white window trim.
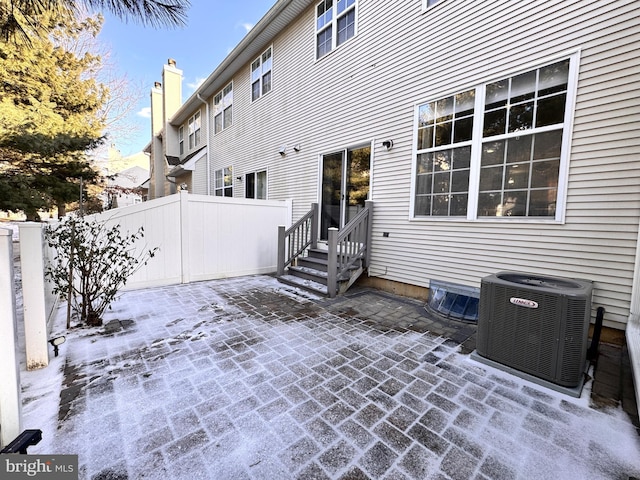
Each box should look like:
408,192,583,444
245,169,269,199
178,126,184,155
315,0,358,61
251,46,273,102
214,82,233,134
214,166,234,197
409,51,580,224
188,110,201,150
316,140,373,220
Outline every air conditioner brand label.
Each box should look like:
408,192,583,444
510,297,538,308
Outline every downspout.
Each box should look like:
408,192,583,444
196,93,211,195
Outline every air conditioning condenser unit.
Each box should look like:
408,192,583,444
473,271,593,396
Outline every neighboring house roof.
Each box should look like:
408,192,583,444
108,166,149,189
169,0,314,126
168,146,207,177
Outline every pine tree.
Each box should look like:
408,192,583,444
0,11,107,219
0,0,189,43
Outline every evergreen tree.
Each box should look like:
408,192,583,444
0,11,107,219
0,0,189,43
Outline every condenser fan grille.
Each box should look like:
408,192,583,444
476,272,592,388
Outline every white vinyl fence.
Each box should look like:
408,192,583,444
0,228,22,448
0,193,291,447
85,191,292,289
16,192,291,367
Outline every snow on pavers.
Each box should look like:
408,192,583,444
21,275,640,480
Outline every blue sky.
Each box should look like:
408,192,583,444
97,0,275,157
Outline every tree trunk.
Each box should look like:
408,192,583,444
24,207,40,222
57,201,67,218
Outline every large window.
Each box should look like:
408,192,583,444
214,83,233,134
214,167,233,197
245,170,267,199
251,47,272,102
415,89,475,216
413,57,575,221
316,0,356,60
188,111,201,150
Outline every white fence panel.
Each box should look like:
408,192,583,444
91,194,183,290
0,228,22,447
185,195,292,282
82,192,292,290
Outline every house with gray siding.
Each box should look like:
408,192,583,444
147,0,640,354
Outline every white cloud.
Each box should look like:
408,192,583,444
187,77,206,91
137,107,151,119
241,22,253,33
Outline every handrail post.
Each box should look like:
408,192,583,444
364,200,373,268
277,225,285,276
311,203,319,250
327,227,338,298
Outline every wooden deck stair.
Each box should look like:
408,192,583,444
276,201,372,298
278,247,363,297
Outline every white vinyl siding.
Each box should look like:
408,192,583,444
204,0,640,328
192,157,208,195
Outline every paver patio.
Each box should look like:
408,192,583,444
20,275,640,480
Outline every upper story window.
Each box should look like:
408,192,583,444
316,0,356,60
413,56,576,221
178,126,184,155
214,82,233,134
251,47,272,102
188,111,201,150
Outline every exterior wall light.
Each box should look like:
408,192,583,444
382,140,394,150
49,336,66,357
279,145,287,156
